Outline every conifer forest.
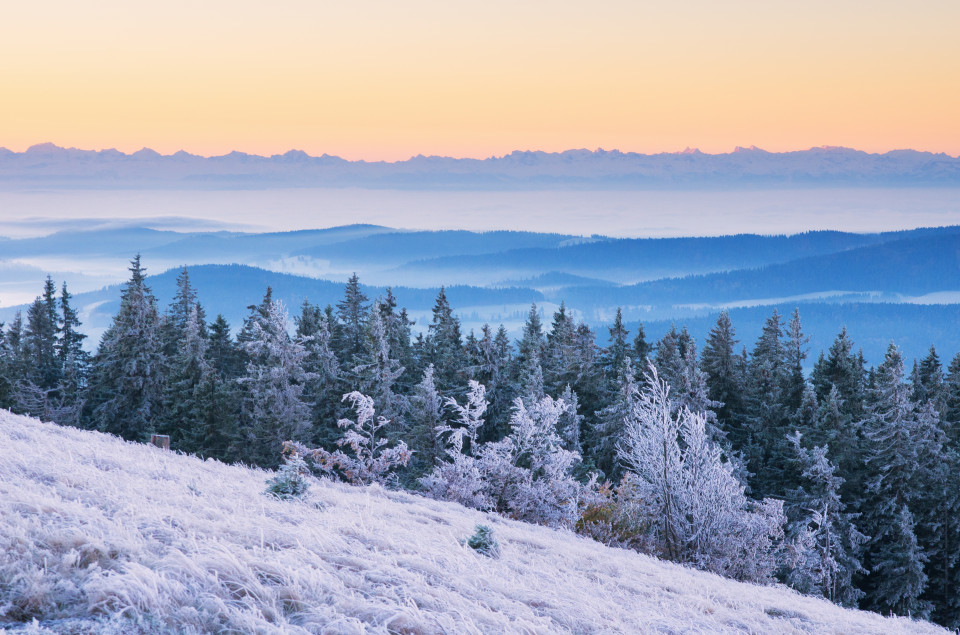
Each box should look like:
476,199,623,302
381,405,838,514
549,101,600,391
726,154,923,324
5,257,960,628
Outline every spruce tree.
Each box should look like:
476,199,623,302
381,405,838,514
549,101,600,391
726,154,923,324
207,314,242,379
19,277,61,417
743,309,793,499
295,300,342,448
404,364,444,481
354,302,406,424
544,302,577,395
334,274,369,370
783,308,810,414
912,346,945,413
160,305,213,452
786,432,867,607
514,303,546,402
424,287,465,393
631,322,651,375
237,297,314,468
84,256,165,441
812,328,866,424
701,310,745,442
52,282,89,427
24,277,61,390
859,343,941,617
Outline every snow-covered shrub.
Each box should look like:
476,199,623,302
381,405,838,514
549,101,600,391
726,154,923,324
480,396,583,528
421,381,492,509
465,525,501,558
423,382,584,529
265,448,311,500
297,391,411,486
617,365,786,583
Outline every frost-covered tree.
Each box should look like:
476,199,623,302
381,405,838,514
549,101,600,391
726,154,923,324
421,380,491,510
424,287,465,392
785,432,867,607
159,306,214,452
23,277,61,395
424,383,584,528
701,310,745,439
513,303,546,403
618,365,785,583
557,385,583,453
51,282,89,427
160,267,206,358
353,303,406,424
593,358,638,481
544,302,577,395
859,343,941,617
483,394,583,528
333,273,369,371
295,300,342,447
84,256,165,441
300,391,411,486
403,364,444,480
237,297,314,468
468,323,512,439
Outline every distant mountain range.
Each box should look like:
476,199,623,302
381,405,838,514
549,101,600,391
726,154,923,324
2,143,959,189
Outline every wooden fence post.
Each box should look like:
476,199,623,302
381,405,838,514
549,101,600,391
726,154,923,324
150,434,170,450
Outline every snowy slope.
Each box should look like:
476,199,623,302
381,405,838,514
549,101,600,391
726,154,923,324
0,411,944,634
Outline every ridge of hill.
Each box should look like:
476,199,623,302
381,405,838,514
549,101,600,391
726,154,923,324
567,229,960,307
0,412,944,634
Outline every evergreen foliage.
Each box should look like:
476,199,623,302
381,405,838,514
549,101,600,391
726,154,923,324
9,257,960,628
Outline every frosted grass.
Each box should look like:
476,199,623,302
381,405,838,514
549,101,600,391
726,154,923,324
0,411,945,633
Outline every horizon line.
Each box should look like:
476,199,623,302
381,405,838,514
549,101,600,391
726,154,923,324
4,142,960,163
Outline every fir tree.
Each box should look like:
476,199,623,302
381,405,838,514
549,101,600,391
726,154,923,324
353,302,406,424
812,328,866,424
424,287,464,392
743,309,793,499
912,346,945,413
19,277,61,417
859,343,941,617
701,310,744,438
514,303,546,402
160,305,213,452
544,302,577,395
632,322,651,374
603,308,630,384
237,297,314,468
785,432,867,607
206,314,242,379
783,308,810,414
83,256,165,441
333,274,369,370
404,364,444,481
295,300,342,448
54,281,89,427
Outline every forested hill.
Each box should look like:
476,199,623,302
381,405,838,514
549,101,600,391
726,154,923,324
2,224,960,363
575,229,960,305
0,412,945,634
5,257,960,627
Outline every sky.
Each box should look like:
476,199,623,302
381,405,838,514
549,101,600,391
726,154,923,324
1,1,958,161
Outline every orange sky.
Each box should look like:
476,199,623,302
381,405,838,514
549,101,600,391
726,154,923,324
1,0,958,161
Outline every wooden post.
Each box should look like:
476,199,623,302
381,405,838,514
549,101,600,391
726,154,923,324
150,434,170,450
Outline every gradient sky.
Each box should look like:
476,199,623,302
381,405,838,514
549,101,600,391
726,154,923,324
2,1,958,161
